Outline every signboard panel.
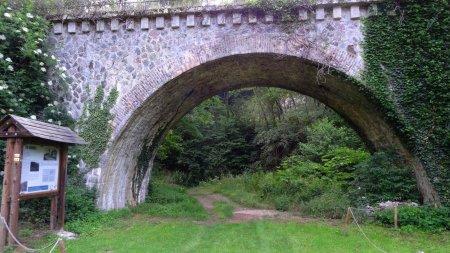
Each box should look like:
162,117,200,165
20,144,59,195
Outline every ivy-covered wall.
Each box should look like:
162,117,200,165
362,1,449,205
78,85,118,168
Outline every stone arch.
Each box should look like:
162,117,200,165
97,36,437,210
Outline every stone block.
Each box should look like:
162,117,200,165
156,16,164,29
81,21,90,33
265,14,274,23
53,22,62,34
351,5,360,19
248,13,257,24
233,12,241,25
217,13,226,26
141,17,149,30
369,4,379,16
202,13,210,26
333,6,342,19
171,15,180,28
298,9,308,21
96,20,105,32
315,8,325,20
111,19,120,31
187,14,195,27
126,18,135,30
68,22,76,34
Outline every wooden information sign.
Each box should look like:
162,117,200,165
0,115,86,250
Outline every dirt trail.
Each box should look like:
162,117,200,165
188,190,313,223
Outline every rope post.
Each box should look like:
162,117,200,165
344,207,351,236
394,205,398,229
58,239,66,253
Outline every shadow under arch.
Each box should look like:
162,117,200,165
97,53,438,210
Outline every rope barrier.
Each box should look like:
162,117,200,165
348,208,388,253
0,215,62,253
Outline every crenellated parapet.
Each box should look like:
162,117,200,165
50,1,385,35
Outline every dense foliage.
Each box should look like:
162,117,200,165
363,1,449,205
375,206,450,232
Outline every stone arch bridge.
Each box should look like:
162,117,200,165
48,0,438,210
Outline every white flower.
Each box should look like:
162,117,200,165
47,119,53,123
43,53,48,57
57,121,61,126
8,109,13,112
0,35,5,40
53,101,59,106
51,109,55,113
5,57,12,63
48,81,52,86
30,115,37,120
21,27,29,33
40,82,45,87
6,7,11,10
37,38,43,42
0,109,5,114
33,49,42,55
68,155,72,158
51,55,56,60
26,13,34,18
0,87,3,91
18,98,23,102
39,62,44,66
7,66,13,71
73,155,76,158
61,73,66,79
40,67,46,72
47,103,53,107
62,66,67,71
0,53,3,59
4,13,11,18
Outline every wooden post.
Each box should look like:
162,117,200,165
0,132,16,250
57,144,68,230
394,205,398,229
344,207,351,236
50,196,58,230
7,138,23,245
58,239,66,253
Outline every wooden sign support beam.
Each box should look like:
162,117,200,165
8,138,23,245
0,127,16,249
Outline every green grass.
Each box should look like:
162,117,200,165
213,201,234,219
61,218,450,253
40,181,450,253
133,183,208,220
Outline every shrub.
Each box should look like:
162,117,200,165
298,118,364,162
375,206,450,232
350,151,419,206
302,189,350,219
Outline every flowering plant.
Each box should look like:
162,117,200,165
0,1,69,124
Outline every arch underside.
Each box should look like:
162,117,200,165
97,53,438,210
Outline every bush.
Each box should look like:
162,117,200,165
298,118,364,162
302,190,350,219
375,206,450,232
350,151,419,206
